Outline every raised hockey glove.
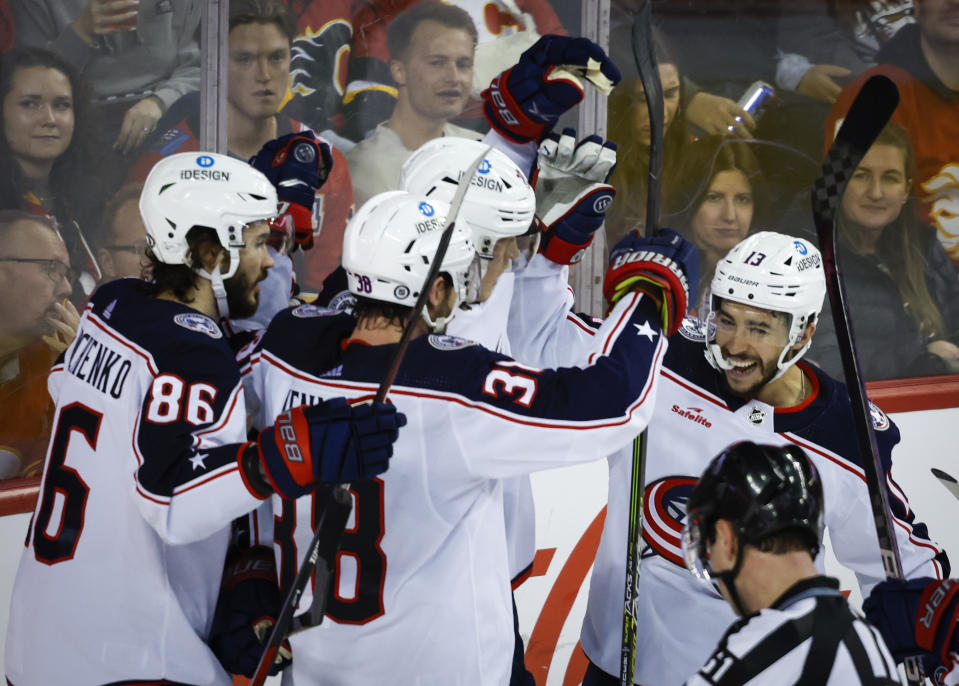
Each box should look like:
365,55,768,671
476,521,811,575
482,35,621,144
210,545,291,677
864,577,959,673
603,228,698,337
249,131,333,251
534,128,617,265
251,398,406,499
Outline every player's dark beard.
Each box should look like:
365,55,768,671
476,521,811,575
721,353,778,400
224,268,266,320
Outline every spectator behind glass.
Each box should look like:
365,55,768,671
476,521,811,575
129,0,354,299
0,211,72,480
827,0,959,269
664,137,763,315
338,0,564,143
12,0,201,155
95,181,146,282
0,47,103,297
604,25,687,246
344,1,481,208
776,0,914,105
808,123,959,381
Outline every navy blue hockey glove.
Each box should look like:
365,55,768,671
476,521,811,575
864,577,959,678
603,228,699,337
253,398,406,499
249,131,333,251
534,128,617,265
482,35,621,144
210,545,291,678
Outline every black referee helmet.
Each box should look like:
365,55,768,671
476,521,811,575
683,441,825,586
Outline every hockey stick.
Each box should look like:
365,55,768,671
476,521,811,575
249,146,490,686
812,74,923,686
620,3,663,684
932,468,959,504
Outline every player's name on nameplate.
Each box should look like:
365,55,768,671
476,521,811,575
66,329,133,399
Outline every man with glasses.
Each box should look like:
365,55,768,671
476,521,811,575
95,182,147,282
0,210,72,478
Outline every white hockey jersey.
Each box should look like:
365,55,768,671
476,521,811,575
5,279,266,686
508,256,948,685
686,577,903,685
448,271,536,582
243,290,667,686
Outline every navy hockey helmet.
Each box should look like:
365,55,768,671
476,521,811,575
682,441,825,593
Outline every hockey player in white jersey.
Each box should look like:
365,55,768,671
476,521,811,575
243,188,696,685
4,152,404,686
401,137,540,684
682,441,903,685
506,230,948,685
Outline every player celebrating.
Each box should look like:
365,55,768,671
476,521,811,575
4,152,403,686
242,188,695,685
682,441,903,685
507,230,948,685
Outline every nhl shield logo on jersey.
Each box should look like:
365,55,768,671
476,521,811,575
868,401,890,431
428,334,477,351
173,313,222,339
291,303,336,318
643,476,700,568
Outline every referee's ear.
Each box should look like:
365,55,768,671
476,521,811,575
711,519,739,572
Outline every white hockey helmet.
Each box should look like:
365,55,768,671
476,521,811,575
705,231,826,380
139,152,278,280
399,137,536,259
342,191,476,332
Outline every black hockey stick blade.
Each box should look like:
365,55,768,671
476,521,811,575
289,485,354,633
622,3,661,684
810,74,924,685
250,485,353,686
932,467,959,503
374,144,491,404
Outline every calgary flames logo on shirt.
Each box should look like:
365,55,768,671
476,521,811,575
922,163,959,266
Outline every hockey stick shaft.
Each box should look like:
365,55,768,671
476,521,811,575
812,74,922,685
621,3,663,683
250,485,352,685
250,147,491,686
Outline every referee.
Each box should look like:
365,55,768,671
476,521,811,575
681,441,904,685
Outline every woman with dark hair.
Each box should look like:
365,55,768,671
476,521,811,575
663,135,764,314
808,123,959,381
604,26,688,246
0,46,104,296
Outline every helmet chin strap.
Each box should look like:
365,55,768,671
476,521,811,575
196,247,240,321
421,296,458,334
715,540,749,617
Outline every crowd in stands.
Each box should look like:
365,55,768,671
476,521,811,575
0,0,956,482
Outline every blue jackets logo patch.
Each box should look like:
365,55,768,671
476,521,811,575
677,316,711,342
173,313,222,339
428,334,477,351
869,401,890,431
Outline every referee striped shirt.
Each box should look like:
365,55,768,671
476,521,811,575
686,576,903,685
